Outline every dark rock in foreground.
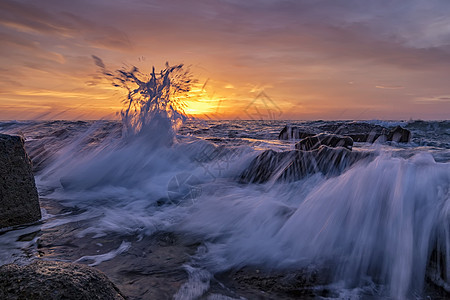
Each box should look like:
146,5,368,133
0,134,40,228
0,260,126,300
240,146,371,184
295,133,353,151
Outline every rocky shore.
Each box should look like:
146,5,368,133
1,123,449,299
0,134,127,299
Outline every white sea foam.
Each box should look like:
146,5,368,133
74,241,131,266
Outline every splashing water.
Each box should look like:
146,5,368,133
34,60,198,191
2,58,449,298
94,56,193,139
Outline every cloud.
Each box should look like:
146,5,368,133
0,0,131,51
376,85,405,90
1,0,450,120
416,95,450,102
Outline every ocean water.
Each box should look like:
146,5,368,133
1,65,449,299
1,118,449,299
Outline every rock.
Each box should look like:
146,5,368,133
388,125,411,143
278,125,316,140
278,123,410,143
0,134,40,228
0,260,126,300
324,123,410,143
295,134,353,151
215,266,331,299
240,146,371,184
347,126,411,143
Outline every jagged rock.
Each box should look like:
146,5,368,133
387,126,411,143
0,134,40,228
0,260,126,300
278,124,411,143
295,134,353,151
278,125,316,140
240,146,371,184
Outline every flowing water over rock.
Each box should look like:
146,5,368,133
1,64,449,299
1,118,449,299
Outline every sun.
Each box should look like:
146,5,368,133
183,98,220,117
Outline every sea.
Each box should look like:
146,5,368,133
0,117,449,299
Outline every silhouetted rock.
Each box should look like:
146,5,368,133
0,261,126,300
295,134,353,151
0,134,40,228
240,146,371,183
278,125,316,140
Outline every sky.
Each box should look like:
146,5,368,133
0,0,449,120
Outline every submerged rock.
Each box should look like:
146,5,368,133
214,266,331,299
0,260,126,300
295,133,353,151
240,146,370,183
0,134,40,228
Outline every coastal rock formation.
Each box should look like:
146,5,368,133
0,261,126,300
295,133,353,151
345,125,411,143
387,125,411,143
278,123,411,143
0,134,40,228
278,125,316,140
240,146,371,184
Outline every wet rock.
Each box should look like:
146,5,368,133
278,125,316,140
0,134,40,228
387,125,411,143
279,123,410,143
323,123,411,143
295,134,353,151
213,267,332,299
347,126,411,143
0,260,126,300
240,146,370,183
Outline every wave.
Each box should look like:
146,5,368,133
1,60,449,298
179,152,450,297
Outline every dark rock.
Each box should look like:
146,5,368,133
323,123,411,143
347,133,382,143
295,134,353,151
388,125,411,143
279,123,410,143
214,267,332,299
316,122,384,143
240,146,371,184
0,134,40,228
0,260,126,300
278,125,316,140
